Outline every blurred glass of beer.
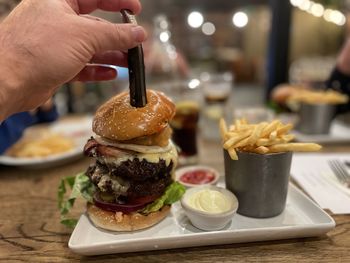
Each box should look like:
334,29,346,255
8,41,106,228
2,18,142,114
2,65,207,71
201,72,233,140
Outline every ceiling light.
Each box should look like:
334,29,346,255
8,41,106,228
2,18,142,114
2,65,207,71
187,11,204,28
159,31,170,42
232,12,248,28
310,3,324,17
202,22,216,35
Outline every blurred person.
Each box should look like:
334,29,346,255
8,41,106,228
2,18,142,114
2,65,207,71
0,0,146,152
326,37,350,113
272,38,350,113
0,99,59,154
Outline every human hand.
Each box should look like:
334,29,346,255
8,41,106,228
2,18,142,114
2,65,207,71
0,0,146,120
39,98,55,112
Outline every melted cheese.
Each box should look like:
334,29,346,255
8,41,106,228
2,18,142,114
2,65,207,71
97,175,130,193
94,135,173,154
99,142,178,168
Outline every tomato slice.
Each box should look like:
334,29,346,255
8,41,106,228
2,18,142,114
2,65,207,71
128,194,161,205
93,193,147,214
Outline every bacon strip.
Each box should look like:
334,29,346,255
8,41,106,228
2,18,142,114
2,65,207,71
84,138,134,158
84,138,99,157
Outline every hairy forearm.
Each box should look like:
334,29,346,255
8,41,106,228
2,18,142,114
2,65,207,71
0,87,7,122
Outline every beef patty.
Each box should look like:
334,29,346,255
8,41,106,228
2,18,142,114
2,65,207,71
86,158,173,199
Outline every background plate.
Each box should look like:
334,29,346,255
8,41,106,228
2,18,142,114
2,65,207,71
0,116,92,169
293,121,350,144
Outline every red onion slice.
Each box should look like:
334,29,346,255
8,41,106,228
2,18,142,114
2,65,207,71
93,193,147,214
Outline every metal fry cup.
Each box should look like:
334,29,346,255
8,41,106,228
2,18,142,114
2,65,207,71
297,103,336,135
224,150,292,218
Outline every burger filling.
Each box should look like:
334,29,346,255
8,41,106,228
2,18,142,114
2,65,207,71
83,137,182,214
86,159,173,201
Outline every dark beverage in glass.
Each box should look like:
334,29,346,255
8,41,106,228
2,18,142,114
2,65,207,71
170,101,199,164
204,94,229,104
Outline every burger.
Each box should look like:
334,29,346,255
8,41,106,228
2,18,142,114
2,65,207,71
82,90,185,231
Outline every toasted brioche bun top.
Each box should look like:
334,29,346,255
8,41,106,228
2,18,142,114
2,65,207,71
93,90,176,141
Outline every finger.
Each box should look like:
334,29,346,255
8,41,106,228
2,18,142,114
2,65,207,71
91,51,128,67
68,0,141,14
84,19,147,52
71,65,117,82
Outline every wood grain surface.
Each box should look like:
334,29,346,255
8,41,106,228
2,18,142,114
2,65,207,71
0,137,350,262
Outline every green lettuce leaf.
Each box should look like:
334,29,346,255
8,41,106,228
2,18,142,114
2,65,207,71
141,181,186,214
58,173,96,228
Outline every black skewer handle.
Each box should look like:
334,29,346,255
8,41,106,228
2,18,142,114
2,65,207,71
121,9,147,107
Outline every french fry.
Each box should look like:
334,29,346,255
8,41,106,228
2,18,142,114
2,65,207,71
246,122,267,145
236,124,253,131
223,135,240,149
269,131,277,140
268,143,322,153
288,89,348,104
223,130,252,149
219,118,228,139
240,118,248,125
224,132,233,141
253,146,269,154
281,134,295,142
7,132,74,158
228,147,238,160
235,119,241,130
256,138,271,146
235,137,251,148
276,123,293,135
220,118,321,160
256,138,284,146
261,120,280,137
242,145,255,152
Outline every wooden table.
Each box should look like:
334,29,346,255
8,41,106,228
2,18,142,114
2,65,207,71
0,138,350,262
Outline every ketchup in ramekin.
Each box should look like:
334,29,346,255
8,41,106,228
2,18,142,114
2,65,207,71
176,165,219,187
180,170,215,185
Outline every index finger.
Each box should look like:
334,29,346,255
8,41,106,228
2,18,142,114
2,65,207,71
68,0,142,14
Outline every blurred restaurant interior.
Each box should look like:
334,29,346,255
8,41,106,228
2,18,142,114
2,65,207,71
2,0,350,261
0,0,347,115
54,0,348,115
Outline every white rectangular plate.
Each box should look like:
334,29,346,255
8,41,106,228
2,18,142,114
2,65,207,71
293,121,350,144
69,184,335,256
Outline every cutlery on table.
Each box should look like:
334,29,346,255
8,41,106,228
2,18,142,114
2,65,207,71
328,159,350,187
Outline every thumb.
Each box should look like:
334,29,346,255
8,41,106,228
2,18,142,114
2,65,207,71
83,19,147,52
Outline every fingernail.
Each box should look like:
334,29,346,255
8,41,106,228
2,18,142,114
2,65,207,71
131,26,146,42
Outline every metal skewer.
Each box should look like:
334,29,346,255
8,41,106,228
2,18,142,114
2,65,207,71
121,9,147,107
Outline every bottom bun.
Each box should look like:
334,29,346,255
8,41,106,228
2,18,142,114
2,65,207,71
87,203,171,231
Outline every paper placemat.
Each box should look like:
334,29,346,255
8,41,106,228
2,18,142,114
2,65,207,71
291,153,350,214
